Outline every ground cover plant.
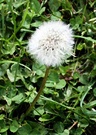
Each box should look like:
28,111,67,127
0,0,96,134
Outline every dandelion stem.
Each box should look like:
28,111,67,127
25,66,50,117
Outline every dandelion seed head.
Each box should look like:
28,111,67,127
27,21,74,67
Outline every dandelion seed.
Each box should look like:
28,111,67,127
27,21,74,67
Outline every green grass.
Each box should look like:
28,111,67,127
0,0,96,134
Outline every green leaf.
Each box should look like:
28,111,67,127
7,69,15,82
0,132,7,135
39,7,46,15
17,123,32,135
55,129,70,135
12,93,25,104
0,120,9,133
54,122,64,133
93,88,96,97
44,87,53,94
0,127,9,133
22,11,32,29
55,79,66,89
34,106,44,116
61,0,72,11
0,63,9,77
0,114,5,120
1,43,16,55
45,80,55,88
63,129,69,135
32,62,45,77
10,120,19,133
73,72,80,79
13,1,26,8
39,114,52,122
79,119,89,128
51,11,61,20
31,21,42,27
31,0,41,14
79,74,89,84
77,43,86,51
48,71,59,82
74,128,83,135
83,100,96,108
90,118,96,122
70,16,83,30
7,64,21,82
59,66,69,75
3,96,12,106
48,0,61,11
28,122,48,135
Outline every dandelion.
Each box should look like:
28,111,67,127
27,21,74,67
25,21,74,117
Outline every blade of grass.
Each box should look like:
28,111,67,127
0,60,31,71
41,95,74,110
74,35,96,43
8,0,29,41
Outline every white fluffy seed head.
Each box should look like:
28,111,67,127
27,21,74,67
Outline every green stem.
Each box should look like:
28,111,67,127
25,66,50,117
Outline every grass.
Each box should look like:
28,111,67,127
0,0,96,134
